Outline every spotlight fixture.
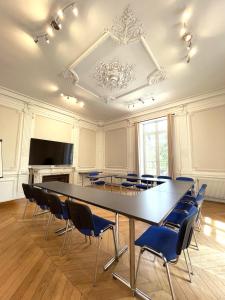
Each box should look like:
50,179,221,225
34,1,79,45
60,93,84,107
57,9,64,19
181,22,194,63
51,20,62,31
34,33,50,44
182,32,192,42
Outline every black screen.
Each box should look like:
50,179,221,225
29,138,73,165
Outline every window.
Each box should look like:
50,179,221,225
142,117,168,176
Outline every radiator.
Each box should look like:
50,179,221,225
197,177,225,201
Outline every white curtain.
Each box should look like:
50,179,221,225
135,122,144,176
167,114,175,179
0,140,3,178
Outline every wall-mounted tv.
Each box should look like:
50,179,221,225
29,138,74,166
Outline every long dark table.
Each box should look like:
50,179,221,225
35,180,192,299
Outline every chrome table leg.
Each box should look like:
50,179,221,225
103,213,128,271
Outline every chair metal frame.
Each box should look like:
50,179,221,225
66,200,118,286
135,210,197,300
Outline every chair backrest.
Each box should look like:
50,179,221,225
89,171,99,176
66,200,95,233
198,184,207,198
141,174,154,184
127,173,138,182
44,192,63,215
32,187,48,207
22,183,34,201
157,175,172,179
176,206,198,255
89,172,99,182
176,176,194,182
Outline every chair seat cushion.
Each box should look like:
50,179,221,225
135,226,178,261
122,182,135,187
94,180,105,185
136,184,148,190
79,215,115,237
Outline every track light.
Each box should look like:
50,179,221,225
51,20,62,31
57,9,64,19
34,1,79,46
182,32,192,42
45,36,50,44
34,33,50,45
60,93,83,107
72,6,79,17
181,21,194,63
47,26,54,37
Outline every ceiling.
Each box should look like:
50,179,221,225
0,0,224,122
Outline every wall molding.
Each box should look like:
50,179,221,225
103,88,225,126
0,85,98,126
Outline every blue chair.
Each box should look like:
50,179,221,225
179,184,207,233
89,172,105,187
121,173,138,189
136,174,154,190
22,183,36,218
176,176,195,196
32,186,50,218
135,206,198,300
66,200,118,285
44,191,70,255
157,175,172,185
177,184,207,212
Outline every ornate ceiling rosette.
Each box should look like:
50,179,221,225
63,5,167,109
93,58,135,90
110,5,144,44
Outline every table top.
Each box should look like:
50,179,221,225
115,175,169,182
34,180,192,226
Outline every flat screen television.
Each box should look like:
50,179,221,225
29,138,73,166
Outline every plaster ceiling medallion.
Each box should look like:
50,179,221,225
147,68,166,86
110,5,144,44
62,69,79,85
93,58,135,90
63,5,166,108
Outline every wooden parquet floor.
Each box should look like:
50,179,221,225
0,187,225,300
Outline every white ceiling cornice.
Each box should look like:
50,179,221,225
0,85,99,126
103,87,225,125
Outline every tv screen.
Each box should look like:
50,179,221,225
29,138,73,166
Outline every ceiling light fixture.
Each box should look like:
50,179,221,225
34,33,50,44
93,58,135,90
181,22,194,63
128,96,155,109
34,1,79,45
60,93,84,107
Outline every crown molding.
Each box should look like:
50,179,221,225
103,87,225,125
0,85,98,126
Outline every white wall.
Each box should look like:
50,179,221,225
102,91,225,203
1,86,225,203
0,88,101,202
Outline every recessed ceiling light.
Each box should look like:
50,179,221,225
79,101,84,108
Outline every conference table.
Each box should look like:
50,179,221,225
35,180,192,299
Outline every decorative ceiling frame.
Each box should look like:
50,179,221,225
63,6,166,107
